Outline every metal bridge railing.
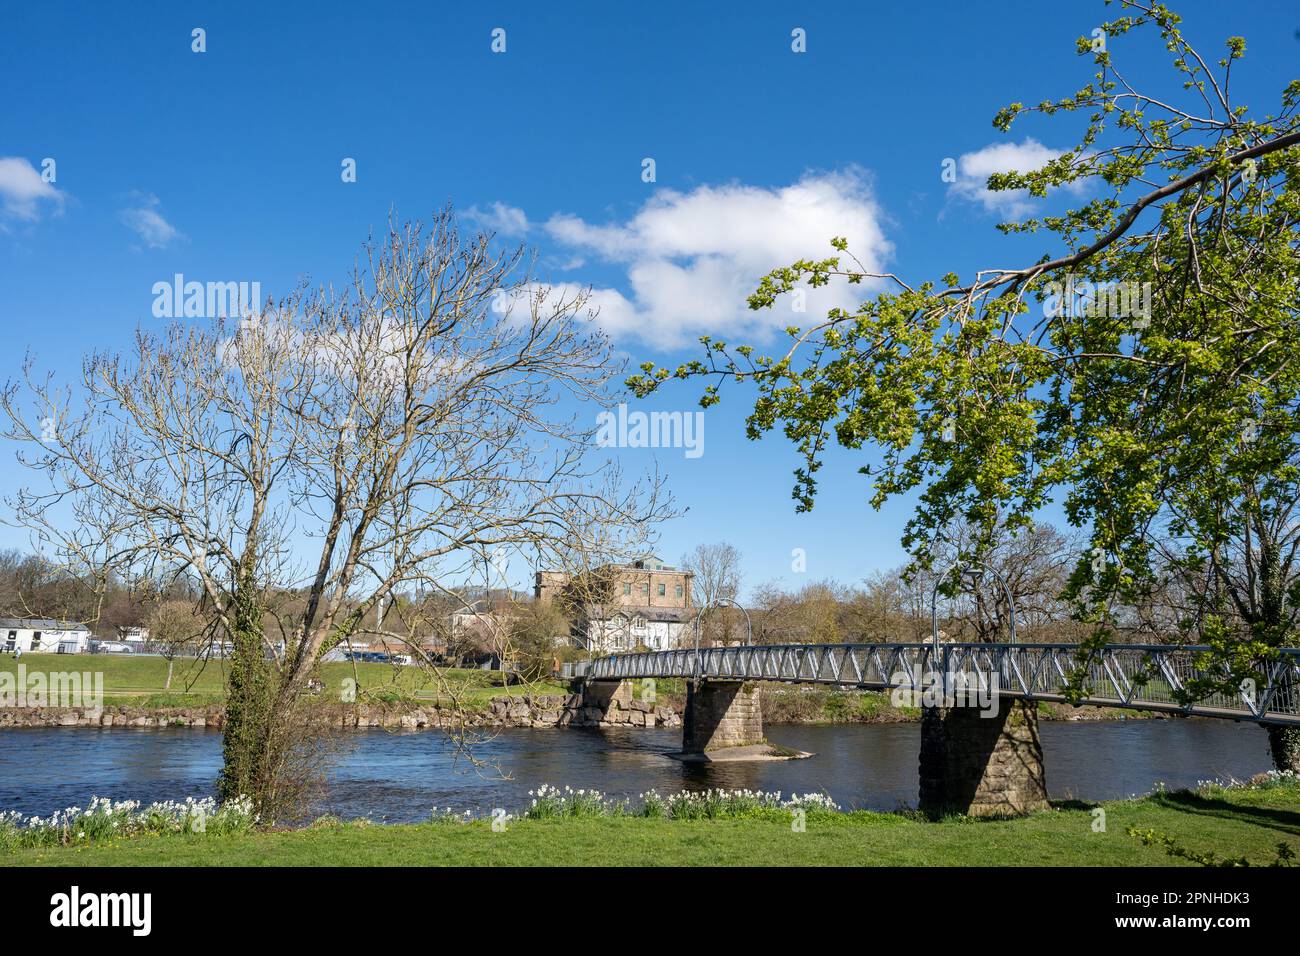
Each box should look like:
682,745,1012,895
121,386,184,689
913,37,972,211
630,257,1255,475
582,642,1300,726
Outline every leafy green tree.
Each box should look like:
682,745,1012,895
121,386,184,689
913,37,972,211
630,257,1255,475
629,2,1300,767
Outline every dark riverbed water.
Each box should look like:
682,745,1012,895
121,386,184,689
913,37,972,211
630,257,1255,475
0,719,1276,822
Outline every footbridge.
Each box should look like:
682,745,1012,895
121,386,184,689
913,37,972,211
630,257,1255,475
570,642,1300,817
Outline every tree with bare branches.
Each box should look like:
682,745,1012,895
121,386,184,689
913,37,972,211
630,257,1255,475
146,599,207,691
2,209,672,818
681,541,743,644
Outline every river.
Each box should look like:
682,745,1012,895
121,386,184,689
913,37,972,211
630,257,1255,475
0,719,1275,821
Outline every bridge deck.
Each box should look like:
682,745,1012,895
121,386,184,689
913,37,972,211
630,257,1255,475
580,643,1300,726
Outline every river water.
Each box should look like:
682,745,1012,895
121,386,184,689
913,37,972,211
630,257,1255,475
0,719,1275,821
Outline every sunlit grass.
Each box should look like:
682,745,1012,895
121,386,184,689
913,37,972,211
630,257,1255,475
0,652,567,709
5,779,1297,867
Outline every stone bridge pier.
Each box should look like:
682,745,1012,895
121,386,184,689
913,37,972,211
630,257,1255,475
577,679,634,720
918,697,1048,818
576,678,764,755
681,679,763,755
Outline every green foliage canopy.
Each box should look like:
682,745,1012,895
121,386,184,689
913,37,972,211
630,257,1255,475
628,3,1300,678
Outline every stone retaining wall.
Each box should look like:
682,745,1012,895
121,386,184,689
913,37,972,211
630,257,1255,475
0,693,680,732
0,705,224,729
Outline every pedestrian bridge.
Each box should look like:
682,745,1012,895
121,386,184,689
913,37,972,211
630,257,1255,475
577,642,1300,725
569,642,1299,818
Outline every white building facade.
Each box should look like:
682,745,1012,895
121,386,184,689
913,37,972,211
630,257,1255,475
585,607,692,653
0,618,93,653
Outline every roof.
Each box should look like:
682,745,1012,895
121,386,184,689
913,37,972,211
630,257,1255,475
626,557,686,572
536,561,692,582
585,605,692,624
0,618,91,632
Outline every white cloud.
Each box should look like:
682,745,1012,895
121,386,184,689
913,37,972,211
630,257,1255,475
464,201,529,238
948,138,1085,218
119,193,181,248
540,169,892,346
490,282,639,334
0,157,64,222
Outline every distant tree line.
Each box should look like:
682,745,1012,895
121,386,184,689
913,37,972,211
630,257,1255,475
685,522,1293,650
0,548,194,636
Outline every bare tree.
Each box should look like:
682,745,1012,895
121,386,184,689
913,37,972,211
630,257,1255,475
2,209,672,818
681,542,741,608
844,570,910,642
146,599,207,691
744,578,849,644
751,580,801,644
789,579,846,643
0,550,107,626
681,542,743,644
506,598,570,681
1140,473,1300,770
921,520,1079,643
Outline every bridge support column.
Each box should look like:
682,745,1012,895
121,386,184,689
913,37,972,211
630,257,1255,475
574,679,634,724
682,680,763,754
918,698,1048,818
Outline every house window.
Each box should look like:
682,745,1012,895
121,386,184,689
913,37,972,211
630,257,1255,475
623,583,631,595
32,631,41,649
614,616,632,645
641,584,649,596
657,583,666,597
675,585,683,598
633,616,646,630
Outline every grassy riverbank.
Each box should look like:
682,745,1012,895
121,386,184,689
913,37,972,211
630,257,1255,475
0,653,567,710
4,779,1298,867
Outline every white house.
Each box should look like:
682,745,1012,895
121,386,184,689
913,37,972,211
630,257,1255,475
585,607,692,653
0,618,93,654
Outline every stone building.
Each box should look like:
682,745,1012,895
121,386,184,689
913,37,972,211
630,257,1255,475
535,557,695,652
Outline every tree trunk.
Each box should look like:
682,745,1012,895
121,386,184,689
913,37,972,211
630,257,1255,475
1251,526,1299,773
1267,725,1300,773
164,658,174,691
218,587,278,809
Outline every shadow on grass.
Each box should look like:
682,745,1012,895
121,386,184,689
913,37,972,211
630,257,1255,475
1051,799,1095,812
913,791,1300,831
1149,789,1300,836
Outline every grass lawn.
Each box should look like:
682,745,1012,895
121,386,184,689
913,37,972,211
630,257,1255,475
0,652,567,709
5,785,1298,866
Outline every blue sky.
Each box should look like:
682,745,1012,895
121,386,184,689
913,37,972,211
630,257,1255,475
1,1,1297,599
